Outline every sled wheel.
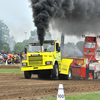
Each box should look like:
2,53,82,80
96,72,99,79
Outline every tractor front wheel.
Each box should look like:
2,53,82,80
51,64,59,78
24,71,32,79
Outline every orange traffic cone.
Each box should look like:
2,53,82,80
88,73,93,79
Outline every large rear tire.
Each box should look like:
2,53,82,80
24,71,31,79
51,64,59,78
64,67,72,80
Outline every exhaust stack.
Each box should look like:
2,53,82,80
41,46,43,53
61,34,64,57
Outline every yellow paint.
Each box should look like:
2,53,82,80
21,40,61,71
21,65,53,71
59,59,73,75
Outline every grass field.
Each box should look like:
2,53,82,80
0,69,23,73
41,92,100,100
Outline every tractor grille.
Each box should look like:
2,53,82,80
28,55,43,65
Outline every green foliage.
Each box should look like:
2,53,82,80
13,29,52,53
0,20,10,43
0,20,12,52
3,43,10,52
14,39,29,53
41,93,100,100
14,42,24,53
22,39,29,46
0,42,10,53
0,69,23,73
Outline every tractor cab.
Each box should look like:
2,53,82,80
83,36,97,61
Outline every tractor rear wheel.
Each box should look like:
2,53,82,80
64,67,72,80
24,71,31,79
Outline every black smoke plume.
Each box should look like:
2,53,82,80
30,0,100,45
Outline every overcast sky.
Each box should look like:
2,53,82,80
0,0,84,43
0,0,35,42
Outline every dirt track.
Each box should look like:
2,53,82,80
0,65,100,100
0,65,20,69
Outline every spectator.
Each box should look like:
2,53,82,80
22,52,26,60
20,53,23,61
0,53,3,59
12,55,15,65
3,52,7,62
0,53,3,63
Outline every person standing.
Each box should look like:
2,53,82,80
12,54,15,65
0,53,3,63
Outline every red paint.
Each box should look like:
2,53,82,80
67,36,99,79
88,73,93,79
72,67,86,78
83,36,97,62
85,37,96,42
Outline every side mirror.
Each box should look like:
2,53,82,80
25,48,27,54
58,47,60,52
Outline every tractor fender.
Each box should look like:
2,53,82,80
60,58,73,75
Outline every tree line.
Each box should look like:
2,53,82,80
1,20,100,56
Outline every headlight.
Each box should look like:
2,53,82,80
45,61,53,65
22,63,27,66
